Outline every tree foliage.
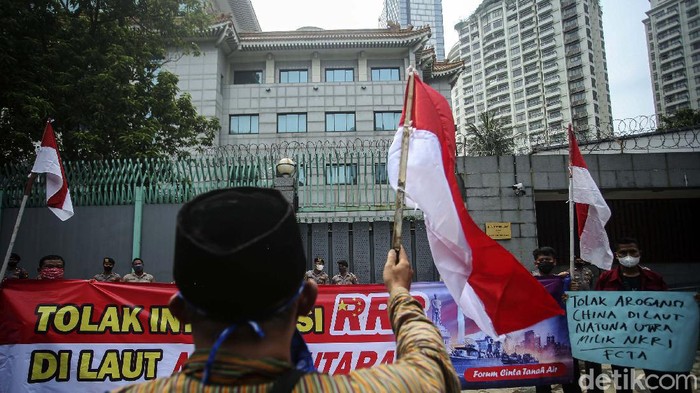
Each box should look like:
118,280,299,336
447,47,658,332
0,0,219,166
466,111,514,156
657,108,700,132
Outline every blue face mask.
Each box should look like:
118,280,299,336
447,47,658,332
133,265,144,273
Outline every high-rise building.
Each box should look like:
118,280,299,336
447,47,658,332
379,0,447,60
644,0,700,115
451,0,613,152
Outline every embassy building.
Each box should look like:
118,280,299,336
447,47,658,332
163,0,461,148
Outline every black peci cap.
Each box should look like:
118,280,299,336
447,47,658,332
174,187,306,322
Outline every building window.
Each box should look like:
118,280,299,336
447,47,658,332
233,70,262,85
277,113,307,133
326,164,357,185
374,111,402,131
229,115,259,134
326,112,356,132
374,163,388,184
280,70,308,83
326,68,354,82
371,67,400,81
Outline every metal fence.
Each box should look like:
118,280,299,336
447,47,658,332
3,116,699,209
0,139,397,211
455,115,700,155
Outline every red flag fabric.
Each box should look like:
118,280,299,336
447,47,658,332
31,122,74,220
388,74,563,336
568,126,612,269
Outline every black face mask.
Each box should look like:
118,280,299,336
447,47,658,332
538,262,555,275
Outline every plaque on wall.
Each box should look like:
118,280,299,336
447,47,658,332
485,222,511,239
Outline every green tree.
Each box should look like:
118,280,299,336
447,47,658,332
657,108,700,132
466,111,514,156
0,0,219,166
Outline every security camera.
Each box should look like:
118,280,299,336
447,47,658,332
512,183,526,196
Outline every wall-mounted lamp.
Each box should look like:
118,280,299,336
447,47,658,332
265,87,271,92
361,86,367,90
276,157,296,177
313,86,319,91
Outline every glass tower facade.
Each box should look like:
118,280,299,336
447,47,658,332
380,0,447,60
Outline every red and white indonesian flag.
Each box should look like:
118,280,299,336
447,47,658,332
388,75,563,337
31,122,74,221
568,127,613,270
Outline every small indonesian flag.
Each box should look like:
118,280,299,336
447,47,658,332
31,122,74,221
388,75,563,337
569,126,612,269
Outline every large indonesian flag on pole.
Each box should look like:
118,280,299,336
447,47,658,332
31,122,74,221
568,126,613,270
388,74,563,337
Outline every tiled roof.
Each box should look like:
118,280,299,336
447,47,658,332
234,26,431,51
417,47,464,79
227,0,261,32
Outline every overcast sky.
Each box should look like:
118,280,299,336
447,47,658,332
252,0,654,120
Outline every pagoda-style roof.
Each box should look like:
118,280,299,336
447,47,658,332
417,47,464,81
234,26,431,51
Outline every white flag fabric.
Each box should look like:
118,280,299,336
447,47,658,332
388,75,563,337
31,122,74,221
569,127,612,269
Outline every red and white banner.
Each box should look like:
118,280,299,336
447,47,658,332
31,122,74,221
0,280,573,392
568,126,613,269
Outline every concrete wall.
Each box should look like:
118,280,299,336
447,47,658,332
455,152,700,288
3,152,698,287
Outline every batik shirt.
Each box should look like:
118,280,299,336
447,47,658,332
331,272,358,285
303,270,329,285
571,266,594,290
93,272,122,282
112,287,461,393
122,273,155,283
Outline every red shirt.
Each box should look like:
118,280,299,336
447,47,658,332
595,265,667,291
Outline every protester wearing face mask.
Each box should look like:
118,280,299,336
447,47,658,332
530,247,581,393
122,258,155,283
595,237,666,292
37,255,66,280
303,257,329,284
592,238,693,393
93,257,121,282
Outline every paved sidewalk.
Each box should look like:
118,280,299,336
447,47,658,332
464,351,700,393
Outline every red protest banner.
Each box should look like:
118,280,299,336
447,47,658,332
0,279,573,392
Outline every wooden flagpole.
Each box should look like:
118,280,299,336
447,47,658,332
568,126,575,278
392,68,416,254
0,173,38,285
